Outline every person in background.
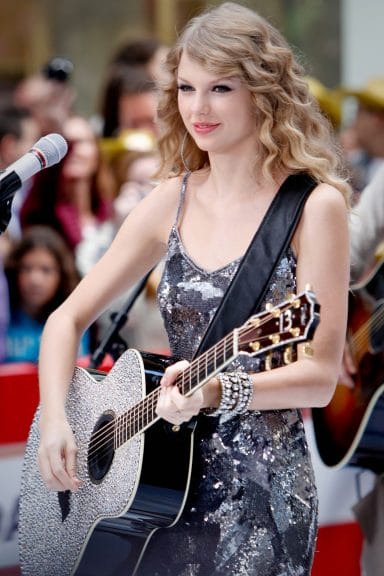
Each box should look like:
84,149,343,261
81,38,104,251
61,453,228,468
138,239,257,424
13,57,76,136
349,163,384,283
100,65,158,138
0,102,41,243
19,114,116,276
109,37,169,83
0,102,40,360
113,150,160,227
3,225,90,363
339,77,384,196
97,41,167,352
36,3,350,574
98,37,168,139
306,76,343,133
338,152,384,576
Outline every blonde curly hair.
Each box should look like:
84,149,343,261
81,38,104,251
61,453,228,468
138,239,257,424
156,2,350,201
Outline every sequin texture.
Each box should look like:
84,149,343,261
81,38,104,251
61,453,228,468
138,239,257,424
138,182,318,575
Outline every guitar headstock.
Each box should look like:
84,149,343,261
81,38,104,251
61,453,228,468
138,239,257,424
237,288,320,359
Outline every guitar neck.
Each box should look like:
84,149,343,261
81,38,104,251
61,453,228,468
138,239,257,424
114,332,237,448
112,289,319,450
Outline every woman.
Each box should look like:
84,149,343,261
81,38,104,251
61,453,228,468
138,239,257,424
37,3,350,574
20,115,116,276
4,225,89,363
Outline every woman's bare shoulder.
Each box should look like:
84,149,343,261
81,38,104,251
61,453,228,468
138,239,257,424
150,174,185,198
292,182,348,256
299,183,348,232
305,182,347,212
120,174,186,245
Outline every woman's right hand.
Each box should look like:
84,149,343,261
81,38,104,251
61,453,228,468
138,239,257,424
37,415,82,492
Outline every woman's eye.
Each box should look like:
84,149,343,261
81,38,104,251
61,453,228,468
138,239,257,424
178,84,194,92
212,85,232,93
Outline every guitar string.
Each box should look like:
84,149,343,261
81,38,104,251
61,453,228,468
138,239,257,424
86,300,308,463
87,330,245,463
87,334,259,465
349,305,384,355
87,302,308,465
86,304,306,464
88,341,308,466
86,332,236,462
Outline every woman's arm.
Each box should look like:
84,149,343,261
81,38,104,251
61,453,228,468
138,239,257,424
37,177,181,491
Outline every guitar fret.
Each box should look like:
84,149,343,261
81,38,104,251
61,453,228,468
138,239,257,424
115,415,120,449
122,413,126,446
118,414,123,447
206,356,216,379
114,418,117,449
197,355,205,384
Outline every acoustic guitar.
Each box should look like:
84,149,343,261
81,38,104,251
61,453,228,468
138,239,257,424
19,289,319,576
313,259,384,472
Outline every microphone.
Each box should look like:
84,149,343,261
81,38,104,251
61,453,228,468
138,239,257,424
0,133,68,233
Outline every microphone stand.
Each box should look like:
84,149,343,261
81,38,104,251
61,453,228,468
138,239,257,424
88,269,153,369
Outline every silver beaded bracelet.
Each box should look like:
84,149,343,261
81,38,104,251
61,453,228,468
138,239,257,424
205,371,253,417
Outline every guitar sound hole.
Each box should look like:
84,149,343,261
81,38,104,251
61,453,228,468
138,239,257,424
88,413,115,484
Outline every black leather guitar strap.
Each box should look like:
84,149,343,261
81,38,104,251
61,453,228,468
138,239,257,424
193,173,317,358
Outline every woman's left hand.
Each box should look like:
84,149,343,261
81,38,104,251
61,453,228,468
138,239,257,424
156,360,204,425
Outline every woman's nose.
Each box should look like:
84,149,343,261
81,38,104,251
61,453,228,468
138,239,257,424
192,92,210,115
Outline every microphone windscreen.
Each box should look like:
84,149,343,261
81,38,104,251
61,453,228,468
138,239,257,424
9,133,68,183
33,133,69,167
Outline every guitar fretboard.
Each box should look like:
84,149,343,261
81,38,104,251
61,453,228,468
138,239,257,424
114,332,236,448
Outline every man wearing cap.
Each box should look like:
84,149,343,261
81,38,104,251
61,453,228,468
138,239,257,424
341,78,384,194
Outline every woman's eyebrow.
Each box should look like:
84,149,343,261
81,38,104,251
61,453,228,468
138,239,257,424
177,75,237,83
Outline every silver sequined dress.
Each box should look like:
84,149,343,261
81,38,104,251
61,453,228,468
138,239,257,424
137,175,318,576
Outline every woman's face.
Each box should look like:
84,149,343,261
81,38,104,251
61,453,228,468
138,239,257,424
61,116,99,180
177,52,256,155
17,247,60,316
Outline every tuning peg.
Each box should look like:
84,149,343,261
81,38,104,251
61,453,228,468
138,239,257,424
265,352,273,371
289,328,301,337
265,302,281,317
302,342,314,357
269,334,280,344
286,293,301,308
284,345,293,364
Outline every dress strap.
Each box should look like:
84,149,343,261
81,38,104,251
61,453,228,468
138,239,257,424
175,172,191,226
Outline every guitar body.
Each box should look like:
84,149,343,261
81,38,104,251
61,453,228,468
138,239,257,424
19,350,194,576
313,260,384,471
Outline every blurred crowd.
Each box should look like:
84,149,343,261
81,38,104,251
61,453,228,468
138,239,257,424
0,39,169,365
1,35,384,367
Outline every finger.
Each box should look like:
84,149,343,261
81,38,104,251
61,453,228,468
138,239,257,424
38,447,64,491
161,360,190,387
50,449,76,491
38,447,70,492
65,442,82,490
156,388,184,423
170,385,202,414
